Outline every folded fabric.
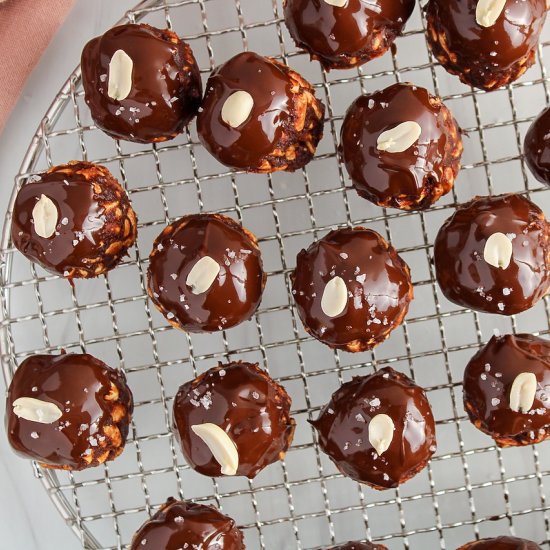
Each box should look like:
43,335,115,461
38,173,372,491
0,0,75,135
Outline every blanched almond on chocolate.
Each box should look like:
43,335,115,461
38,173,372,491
377,121,422,153
368,413,394,456
13,397,63,424
509,372,537,413
191,423,239,475
321,276,347,318
323,0,348,6
186,256,221,294
221,90,254,128
483,232,513,269
108,49,133,101
476,0,507,28
32,194,58,238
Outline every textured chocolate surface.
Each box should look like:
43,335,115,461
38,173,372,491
328,542,387,550
130,498,244,550
6,353,133,470
283,0,415,70
82,23,202,143
426,0,547,90
147,213,265,333
173,362,295,478
311,367,436,489
463,334,550,447
458,536,542,550
11,161,137,280
434,194,550,315
340,82,462,210
197,52,324,173
524,105,550,186
291,227,413,352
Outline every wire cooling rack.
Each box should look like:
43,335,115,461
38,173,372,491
1,0,550,548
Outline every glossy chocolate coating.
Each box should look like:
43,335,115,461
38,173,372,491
434,194,550,315
147,214,265,333
81,23,202,143
283,0,415,70
173,362,295,478
328,542,387,550
524,105,550,186
340,83,463,210
458,537,542,550
11,161,137,280
426,0,547,90
130,498,244,550
6,353,133,470
463,334,550,447
291,227,413,352
311,367,436,489
197,51,325,173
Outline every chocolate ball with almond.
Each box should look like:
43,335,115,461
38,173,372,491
5,352,133,471
426,0,547,91
130,498,244,550
340,83,463,211
11,161,137,281
524,105,550,186
197,52,325,173
434,194,550,315
291,226,413,352
463,334,550,447
147,213,266,333
173,362,295,479
311,367,436,490
81,23,202,143
328,542,388,550
458,537,542,550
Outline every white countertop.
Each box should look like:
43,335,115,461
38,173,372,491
0,2,139,548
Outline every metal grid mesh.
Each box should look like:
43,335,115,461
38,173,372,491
1,0,550,548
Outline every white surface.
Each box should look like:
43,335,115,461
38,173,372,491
0,3,137,548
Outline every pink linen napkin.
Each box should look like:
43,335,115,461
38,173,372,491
0,0,75,134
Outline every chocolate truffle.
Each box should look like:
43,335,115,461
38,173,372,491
81,23,202,143
291,227,413,353
147,213,265,333
426,0,547,91
130,498,244,550
328,542,387,550
11,161,137,280
283,0,415,71
458,537,542,550
173,362,295,478
340,82,463,211
197,52,325,173
434,193,550,315
463,333,550,447
311,367,436,490
524,105,550,186
5,352,133,470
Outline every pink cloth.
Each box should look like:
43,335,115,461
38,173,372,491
0,0,75,133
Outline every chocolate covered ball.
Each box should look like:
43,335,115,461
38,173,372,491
197,52,325,173
283,0,415,70
82,23,202,143
434,194,550,315
524,105,550,186
340,82,463,211
458,537,542,550
11,161,137,280
5,352,133,470
328,542,387,550
147,213,265,333
130,498,244,550
173,362,295,479
463,334,550,447
311,367,436,490
426,0,547,91
291,227,413,352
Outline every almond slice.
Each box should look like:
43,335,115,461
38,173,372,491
509,372,537,413
323,0,348,6
186,256,221,295
191,423,239,475
13,397,63,424
368,413,395,456
377,121,422,153
476,0,507,28
483,232,513,269
32,194,58,239
321,276,347,318
108,49,133,101
221,91,254,128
